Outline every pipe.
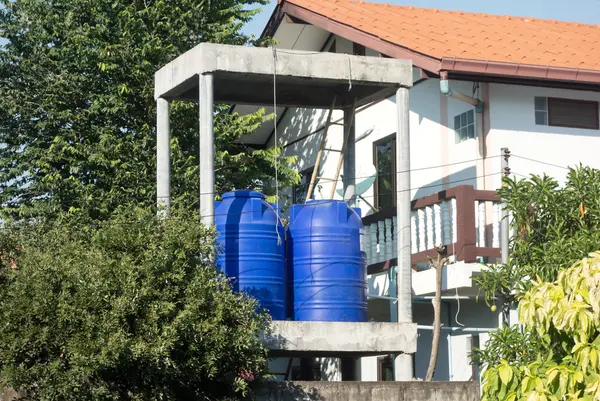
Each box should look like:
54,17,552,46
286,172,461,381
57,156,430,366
439,73,483,111
440,72,486,189
417,325,496,333
368,294,473,301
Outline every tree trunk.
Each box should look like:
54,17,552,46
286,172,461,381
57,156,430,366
425,250,447,381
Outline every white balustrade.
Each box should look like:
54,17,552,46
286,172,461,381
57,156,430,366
442,201,451,245
434,203,442,247
362,191,503,266
377,220,385,263
385,218,393,261
418,209,426,252
451,198,458,243
410,211,418,254
492,202,500,248
369,224,377,264
477,201,486,247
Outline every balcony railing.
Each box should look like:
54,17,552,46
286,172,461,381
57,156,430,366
362,185,502,273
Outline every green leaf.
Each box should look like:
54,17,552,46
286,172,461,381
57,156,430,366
499,362,513,385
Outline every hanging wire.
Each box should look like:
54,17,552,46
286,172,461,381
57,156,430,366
272,46,282,245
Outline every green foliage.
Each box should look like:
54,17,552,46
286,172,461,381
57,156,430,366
476,167,600,305
0,0,299,220
0,207,270,400
482,253,600,401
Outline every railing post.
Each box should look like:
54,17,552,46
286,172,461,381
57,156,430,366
455,186,477,262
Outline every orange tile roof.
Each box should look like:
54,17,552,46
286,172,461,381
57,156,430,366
282,0,600,74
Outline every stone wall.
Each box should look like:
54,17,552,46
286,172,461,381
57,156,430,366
256,381,479,401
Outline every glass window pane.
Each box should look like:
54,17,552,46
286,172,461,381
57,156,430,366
376,140,395,209
460,112,467,126
468,124,475,138
535,111,548,125
455,129,461,144
454,115,461,129
467,110,474,124
535,97,547,111
461,127,468,140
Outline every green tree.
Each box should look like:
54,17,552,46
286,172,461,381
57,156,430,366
476,167,600,306
481,252,600,401
0,0,299,221
0,207,270,400
473,167,600,400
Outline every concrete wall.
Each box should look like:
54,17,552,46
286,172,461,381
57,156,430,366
256,381,479,401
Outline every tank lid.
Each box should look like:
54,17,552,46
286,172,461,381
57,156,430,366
222,190,266,199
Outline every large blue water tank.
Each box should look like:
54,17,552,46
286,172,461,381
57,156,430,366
287,200,367,322
214,190,286,320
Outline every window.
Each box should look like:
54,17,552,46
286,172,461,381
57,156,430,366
373,134,396,210
535,96,599,129
353,42,365,56
454,109,476,143
293,167,315,204
377,355,394,381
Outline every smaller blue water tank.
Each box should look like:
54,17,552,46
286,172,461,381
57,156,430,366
287,200,367,322
214,190,286,320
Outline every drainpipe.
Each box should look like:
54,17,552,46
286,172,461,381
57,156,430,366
440,72,486,189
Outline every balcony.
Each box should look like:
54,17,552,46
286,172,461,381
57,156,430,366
362,185,502,274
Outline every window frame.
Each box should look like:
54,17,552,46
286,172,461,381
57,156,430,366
453,109,476,144
547,97,600,130
372,133,397,210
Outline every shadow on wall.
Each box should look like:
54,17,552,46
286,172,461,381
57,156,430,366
278,107,343,205
412,166,477,200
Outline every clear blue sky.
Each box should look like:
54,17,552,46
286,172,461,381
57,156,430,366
243,0,600,37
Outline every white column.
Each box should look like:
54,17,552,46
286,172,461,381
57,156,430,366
394,86,413,381
343,107,356,205
410,211,418,254
156,98,170,211
418,209,426,252
434,203,442,247
199,74,215,226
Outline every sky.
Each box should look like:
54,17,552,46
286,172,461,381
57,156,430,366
242,0,600,37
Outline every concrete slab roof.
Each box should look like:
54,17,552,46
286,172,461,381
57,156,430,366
154,43,412,109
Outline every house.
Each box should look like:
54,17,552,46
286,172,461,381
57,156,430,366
235,0,600,382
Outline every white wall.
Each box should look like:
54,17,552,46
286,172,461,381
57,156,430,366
485,83,600,189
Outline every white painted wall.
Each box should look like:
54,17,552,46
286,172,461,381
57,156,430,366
484,83,600,190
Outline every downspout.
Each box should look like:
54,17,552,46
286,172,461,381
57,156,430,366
440,72,486,189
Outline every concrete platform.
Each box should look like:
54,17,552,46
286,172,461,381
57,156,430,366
154,43,412,108
261,321,417,357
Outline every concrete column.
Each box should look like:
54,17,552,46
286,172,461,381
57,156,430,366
199,74,215,226
343,106,356,205
156,97,170,210
394,86,413,381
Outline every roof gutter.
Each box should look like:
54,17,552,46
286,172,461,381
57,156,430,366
441,57,600,85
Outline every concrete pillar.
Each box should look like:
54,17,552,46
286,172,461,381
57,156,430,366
394,86,413,381
199,74,215,226
343,106,356,204
156,97,170,210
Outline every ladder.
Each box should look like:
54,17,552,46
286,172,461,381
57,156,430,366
305,97,356,202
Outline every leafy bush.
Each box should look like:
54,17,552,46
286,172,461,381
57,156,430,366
482,252,600,401
0,208,270,400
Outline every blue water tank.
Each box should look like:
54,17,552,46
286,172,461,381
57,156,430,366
287,200,367,322
214,190,286,320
